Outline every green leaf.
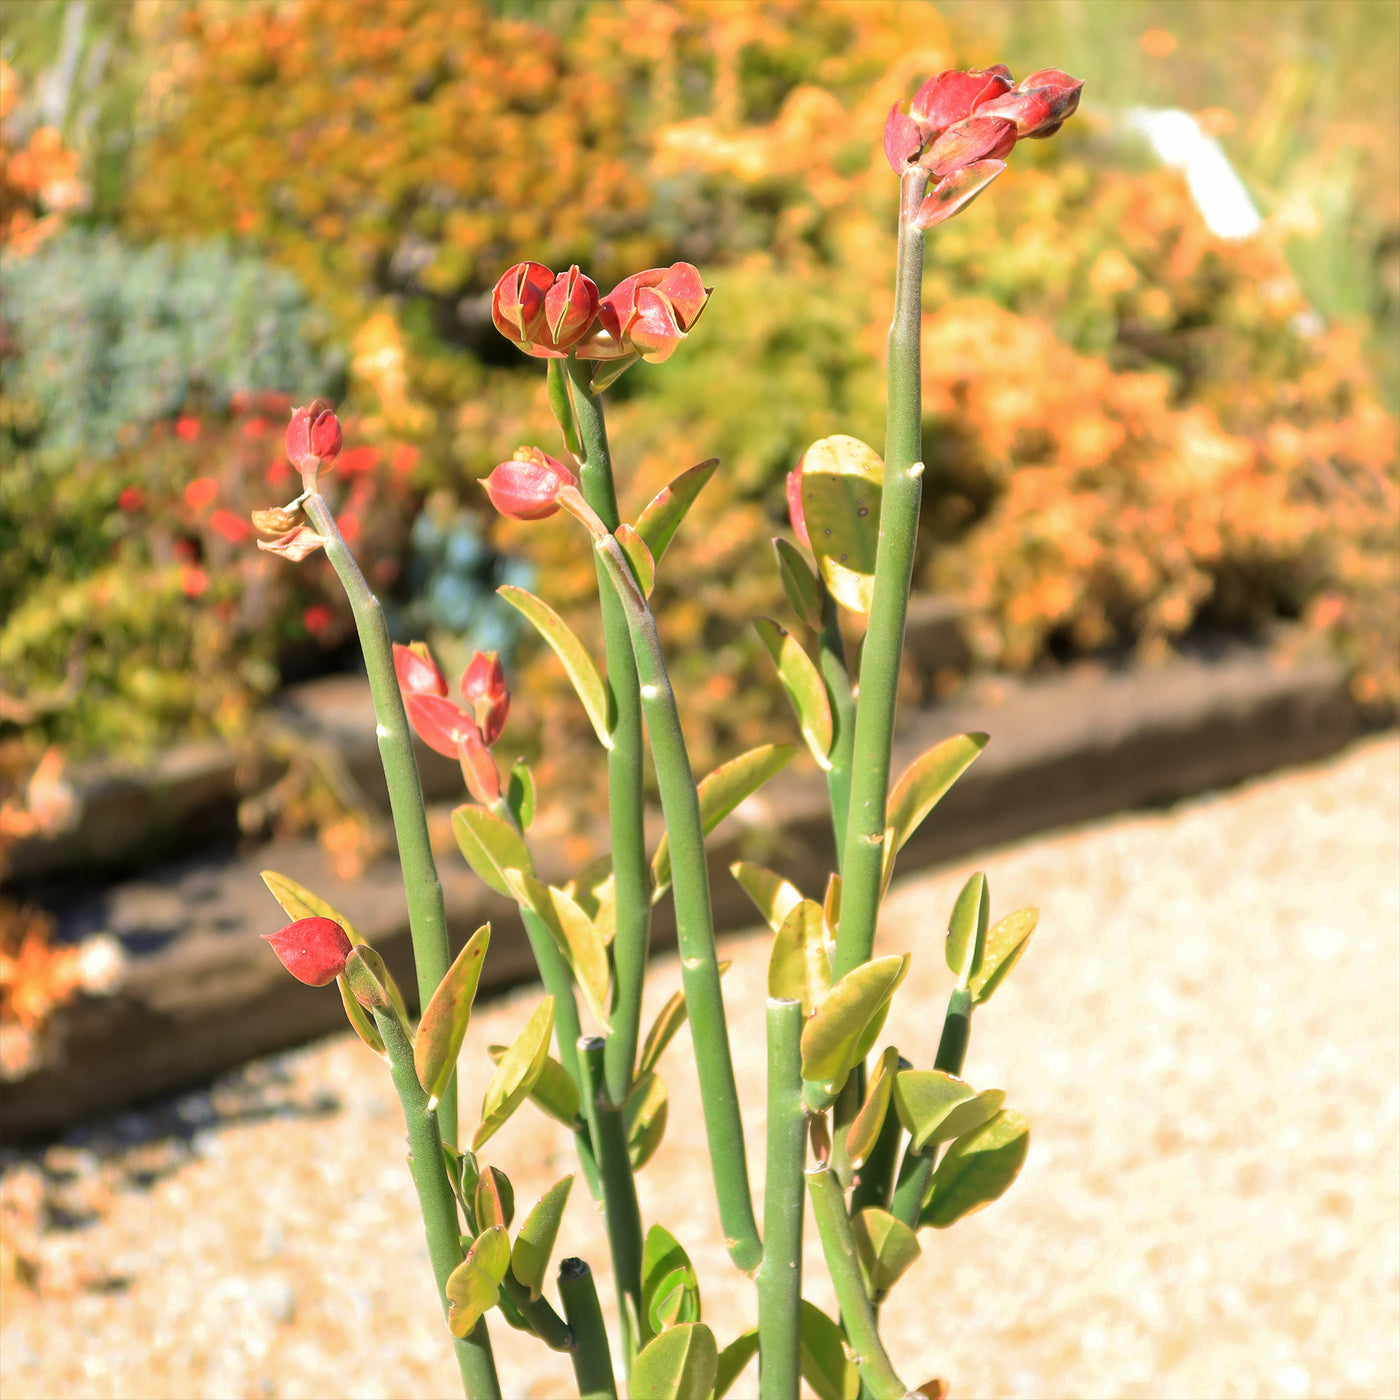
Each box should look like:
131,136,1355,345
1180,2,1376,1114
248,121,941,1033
474,1164,514,1231
772,536,823,630
616,523,656,596
730,861,804,933
641,1225,701,1344
798,1299,858,1400
506,758,536,831
499,584,612,748
511,1174,573,1301
487,1045,581,1127
630,1322,717,1400
800,435,884,615
768,899,831,1016
652,744,796,899
473,997,555,1151
845,1044,899,1168
634,458,719,564
637,961,731,1077
753,617,834,768
886,734,988,855
714,1328,759,1400
414,924,490,1109
445,1224,510,1337
851,1207,921,1299
451,803,534,899
547,357,581,457
970,908,1039,1005
921,1110,1030,1229
893,1070,1004,1154
441,1143,478,1228
625,1071,669,1172
800,953,909,1095
502,870,611,1031
946,872,990,984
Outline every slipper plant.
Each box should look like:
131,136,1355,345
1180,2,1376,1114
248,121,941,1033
252,60,1081,1400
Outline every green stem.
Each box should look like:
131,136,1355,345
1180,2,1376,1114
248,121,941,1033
371,1004,499,1399
891,986,972,1228
306,490,458,1145
579,1037,645,1375
817,584,855,874
757,999,805,1400
589,526,763,1273
566,356,652,1112
806,1165,906,1400
558,1257,618,1400
500,1271,573,1352
833,169,930,983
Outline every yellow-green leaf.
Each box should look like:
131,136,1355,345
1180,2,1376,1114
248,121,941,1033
487,1045,581,1127
511,1175,573,1301
503,870,611,1031
630,1322,717,1400
445,1224,510,1337
730,861,803,933
626,1071,669,1172
616,523,656,597
798,1300,858,1400
414,924,490,1110
641,1224,700,1343
970,908,1039,1005
800,953,909,1095
921,1110,1030,1229
637,961,731,1077
768,899,831,1016
474,997,555,1151
886,734,988,854
753,617,833,768
634,459,719,564
851,1206,921,1299
946,872,990,984
893,1069,1004,1153
773,536,822,630
800,435,883,615
845,1045,899,1168
452,804,533,898
475,1164,514,1231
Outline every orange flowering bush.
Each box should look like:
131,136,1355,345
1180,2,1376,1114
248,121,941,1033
0,61,89,256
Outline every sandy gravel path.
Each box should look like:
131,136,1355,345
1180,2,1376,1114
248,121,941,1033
2,734,1396,1400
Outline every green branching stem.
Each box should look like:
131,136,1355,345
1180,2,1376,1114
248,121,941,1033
579,1038,645,1376
371,1003,498,1400
500,1272,573,1352
305,489,458,1146
564,357,652,1113
833,168,930,982
579,505,762,1273
757,999,805,1400
806,1165,906,1400
817,584,856,873
558,1257,618,1400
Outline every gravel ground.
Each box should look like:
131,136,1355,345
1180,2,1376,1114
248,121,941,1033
2,733,1396,1400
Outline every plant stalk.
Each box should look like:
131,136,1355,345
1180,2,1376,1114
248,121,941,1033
757,998,805,1400
558,1257,618,1400
305,490,459,1145
833,168,930,981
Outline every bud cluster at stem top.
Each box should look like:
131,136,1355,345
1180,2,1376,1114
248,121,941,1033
284,399,343,483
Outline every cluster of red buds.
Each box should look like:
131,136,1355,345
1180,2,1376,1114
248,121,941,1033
393,641,509,806
492,260,711,383
482,445,578,522
884,65,1083,228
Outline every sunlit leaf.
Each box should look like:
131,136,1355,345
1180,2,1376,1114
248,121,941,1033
630,1321,717,1400
626,1071,669,1172
616,523,656,596
920,1110,1030,1229
637,960,731,1077
451,804,534,899
473,997,555,1150
487,1045,581,1127
414,924,490,1109
506,758,536,831
768,899,831,1016
851,1206,921,1298
714,1328,759,1400
946,871,990,983
893,1069,1004,1154
511,1175,573,1301
730,861,803,933
798,1299,858,1400
800,435,883,615
445,1224,510,1337
634,459,719,564
845,1045,899,1168
800,954,909,1095
641,1224,701,1344
886,734,988,854
753,617,833,768
474,1164,514,1231
773,536,823,630
970,908,1039,1005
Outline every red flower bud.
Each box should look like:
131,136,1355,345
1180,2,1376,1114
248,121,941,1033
977,69,1084,139
482,446,578,521
262,916,352,987
577,263,711,366
461,651,510,747
393,641,449,697
909,65,1013,136
285,400,342,471
921,115,1018,178
786,463,811,550
492,261,554,347
541,266,600,354
404,691,480,759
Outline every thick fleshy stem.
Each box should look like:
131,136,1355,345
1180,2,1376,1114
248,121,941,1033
578,1037,645,1375
832,167,930,982
562,356,652,1112
757,998,805,1400
558,1257,618,1400
370,1002,499,1399
806,1165,906,1400
304,490,458,1146
567,491,762,1273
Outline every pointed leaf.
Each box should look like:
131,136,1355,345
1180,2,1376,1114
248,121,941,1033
630,1322,717,1400
714,1328,759,1400
616,523,656,597
441,1144,478,1226
970,908,1039,1005
946,872,990,984
921,1110,1030,1228
511,1174,573,1301
773,536,823,630
626,1071,669,1172
851,1207,921,1298
474,997,555,1150
652,744,796,898
801,435,883,615
475,1164,515,1231
635,458,719,564
845,1045,899,1168
415,925,491,1109
823,873,841,935
887,734,988,854
893,1070,1005,1153
499,584,612,748
452,803,534,899
445,1224,510,1337
768,899,831,1016
730,861,804,933
503,870,611,1031
798,1299,859,1400
642,1225,700,1344
564,855,614,921
637,961,732,1077
800,954,909,1094
506,758,536,831
487,1044,581,1127
753,617,834,768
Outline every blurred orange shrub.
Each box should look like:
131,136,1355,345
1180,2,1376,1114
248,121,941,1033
0,61,89,256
